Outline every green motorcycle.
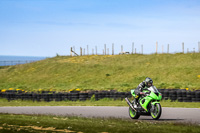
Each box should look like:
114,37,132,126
125,86,162,120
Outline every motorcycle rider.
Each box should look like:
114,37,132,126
133,77,153,108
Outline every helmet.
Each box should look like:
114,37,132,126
145,77,153,87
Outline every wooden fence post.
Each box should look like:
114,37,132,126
182,42,184,53
95,46,97,55
70,47,72,56
141,45,143,54
167,44,169,54
70,46,79,56
73,46,75,53
135,48,136,54
132,42,134,54
112,43,114,55
198,42,200,53
87,45,89,55
80,47,82,56
107,48,109,55
104,44,106,55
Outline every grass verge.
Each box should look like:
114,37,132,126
0,53,200,91
0,98,199,108
0,114,199,133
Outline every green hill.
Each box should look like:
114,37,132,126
0,53,200,91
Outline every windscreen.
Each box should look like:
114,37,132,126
147,86,159,93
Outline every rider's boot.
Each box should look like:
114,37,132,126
133,98,139,108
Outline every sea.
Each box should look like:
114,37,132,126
0,55,47,66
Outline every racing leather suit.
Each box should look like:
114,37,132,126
133,81,146,106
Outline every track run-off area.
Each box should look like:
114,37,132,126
0,106,200,124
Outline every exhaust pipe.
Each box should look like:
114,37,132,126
125,97,137,112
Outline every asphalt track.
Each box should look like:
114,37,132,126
0,106,200,124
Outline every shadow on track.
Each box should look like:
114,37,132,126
140,118,184,122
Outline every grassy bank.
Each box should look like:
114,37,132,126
0,98,199,108
0,114,199,133
0,53,200,91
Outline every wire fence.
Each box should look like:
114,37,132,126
0,60,39,66
1,42,200,66
70,42,200,56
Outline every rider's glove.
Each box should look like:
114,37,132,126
140,92,145,95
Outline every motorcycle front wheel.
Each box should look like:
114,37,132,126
129,107,140,119
150,103,162,120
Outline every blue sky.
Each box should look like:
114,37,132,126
0,0,200,57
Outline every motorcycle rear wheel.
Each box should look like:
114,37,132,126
150,103,162,120
129,107,140,119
